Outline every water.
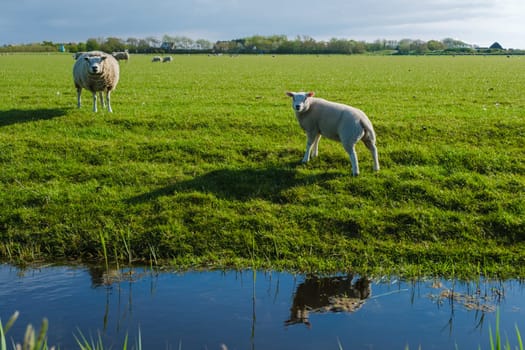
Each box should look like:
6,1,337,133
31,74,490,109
0,264,524,349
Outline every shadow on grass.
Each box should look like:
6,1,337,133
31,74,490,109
0,108,68,127
128,165,339,203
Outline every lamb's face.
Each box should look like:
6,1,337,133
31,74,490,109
287,91,314,113
85,56,107,74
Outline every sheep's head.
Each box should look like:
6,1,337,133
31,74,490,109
286,91,315,113
85,55,108,74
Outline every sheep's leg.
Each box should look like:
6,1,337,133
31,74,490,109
343,142,360,176
91,92,98,112
106,91,113,113
311,134,322,158
99,92,105,108
363,138,380,172
76,87,82,109
302,133,321,163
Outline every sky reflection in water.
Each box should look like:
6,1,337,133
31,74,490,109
0,264,524,349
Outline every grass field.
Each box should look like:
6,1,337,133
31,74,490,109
0,53,524,277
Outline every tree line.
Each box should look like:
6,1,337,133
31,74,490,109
1,35,522,55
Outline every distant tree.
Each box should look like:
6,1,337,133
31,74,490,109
100,37,125,52
427,40,445,51
85,38,100,51
397,39,412,54
410,40,428,54
195,39,212,50
126,37,140,52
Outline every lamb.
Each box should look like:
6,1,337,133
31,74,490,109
73,51,120,112
151,56,162,62
112,50,129,61
286,91,379,176
162,56,173,63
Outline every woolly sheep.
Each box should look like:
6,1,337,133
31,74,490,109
286,91,379,176
112,50,129,61
73,51,120,112
162,56,173,63
151,56,162,62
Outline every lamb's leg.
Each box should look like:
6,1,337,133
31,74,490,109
363,138,380,172
302,133,321,163
311,134,322,158
76,87,82,109
343,142,360,176
92,92,98,112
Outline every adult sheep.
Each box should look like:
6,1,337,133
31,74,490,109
286,91,379,176
162,56,173,63
112,51,129,61
152,56,162,62
73,51,120,112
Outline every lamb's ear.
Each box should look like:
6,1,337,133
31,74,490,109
307,91,315,97
286,92,295,97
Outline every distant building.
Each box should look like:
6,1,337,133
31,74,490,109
489,42,504,50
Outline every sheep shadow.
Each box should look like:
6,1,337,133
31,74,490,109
128,166,340,204
0,108,68,127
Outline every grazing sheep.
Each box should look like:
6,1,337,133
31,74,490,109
73,51,120,112
112,50,129,61
162,56,173,63
286,91,379,176
151,56,162,62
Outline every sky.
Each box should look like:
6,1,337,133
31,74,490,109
1,0,524,49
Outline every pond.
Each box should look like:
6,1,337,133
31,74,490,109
0,264,524,349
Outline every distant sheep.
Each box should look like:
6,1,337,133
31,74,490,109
286,91,379,176
152,56,162,62
112,50,129,61
73,51,120,112
162,56,173,63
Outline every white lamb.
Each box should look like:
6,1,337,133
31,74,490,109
286,91,379,176
73,51,120,112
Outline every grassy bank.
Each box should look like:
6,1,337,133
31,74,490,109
0,54,524,277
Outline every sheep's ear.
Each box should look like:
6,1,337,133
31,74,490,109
307,92,315,97
286,92,295,97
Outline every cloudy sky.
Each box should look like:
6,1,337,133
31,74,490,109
2,0,524,48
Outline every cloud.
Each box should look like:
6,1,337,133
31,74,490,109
0,0,523,48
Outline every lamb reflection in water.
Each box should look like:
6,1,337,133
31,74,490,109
286,275,371,327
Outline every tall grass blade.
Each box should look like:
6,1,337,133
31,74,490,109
1,320,6,350
516,324,523,350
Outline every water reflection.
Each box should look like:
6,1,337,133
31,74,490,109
285,275,370,327
1,265,524,350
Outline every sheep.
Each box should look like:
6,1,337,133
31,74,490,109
73,51,120,112
162,56,173,63
112,50,129,61
151,56,162,62
286,91,379,176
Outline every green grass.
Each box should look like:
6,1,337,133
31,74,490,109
0,53,524,278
